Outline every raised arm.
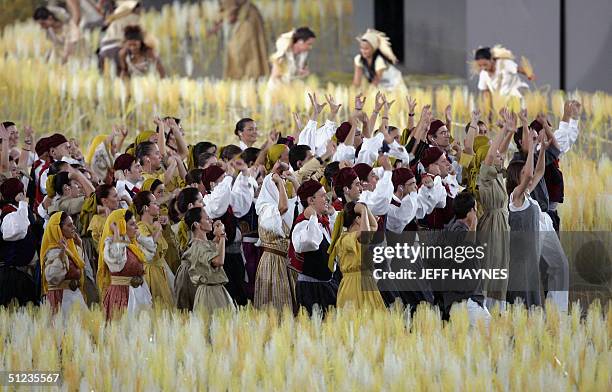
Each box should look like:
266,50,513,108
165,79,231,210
532,131,548,186
463,109,480,155
406,96,417,133
368,91,384,134
513,131,535,206
167,119,189,159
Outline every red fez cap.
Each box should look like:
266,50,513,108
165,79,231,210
335,122,352,143
47,133,69,150
201,165,225,191
427,119,446,136
35,137,50,156
113,153,136,171
353,163,372,182
392,168,415,191
0,178,24,201
297,179,323,202
420,147,445,168
333,167,358,189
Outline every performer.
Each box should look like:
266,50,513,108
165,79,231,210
213,0,268,80
97,209,153,320
33,5,80,63
98,1,142,72
353,29,404,90
269,27,316,85
184,207,235,312
474,45,535,104
118,25,165,78
41,212,88,314
331,201,385,309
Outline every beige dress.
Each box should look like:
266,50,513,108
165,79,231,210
187,238,235,311
223,1,268,79
477,164,510,300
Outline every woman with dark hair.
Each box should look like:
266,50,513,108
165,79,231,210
352,29,403,90
183,207,235,312
118,25,165,77
505,127,545,308
97,209,152,320
474,45,534,102
41,212,87,313
132,191,175,307
234,118,258,150
331,201,384,309
33,5,80,63
269,26,316,84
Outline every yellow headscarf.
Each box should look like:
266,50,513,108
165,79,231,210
142,178,159,192
96,209,146,296
40,212,85,294
265,144,288,172
467,136,491,196
186,144,196,171
177,219,190,254
327,211,344,271
79,193,98,237
45,174,56,199
85,135,109,165
127,131,156,156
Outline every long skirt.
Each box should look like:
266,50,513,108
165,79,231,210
144,262,175,307
254,250,295,312
223,252,247,306
174,261,197,311
337,271,385,310
296,279,338,316
193,284,236,312
46,288,87,314
103,281,152,321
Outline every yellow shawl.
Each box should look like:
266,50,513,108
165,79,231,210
96,209,146,296
40,212,85,294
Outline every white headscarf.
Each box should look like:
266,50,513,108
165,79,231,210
357,28,398,64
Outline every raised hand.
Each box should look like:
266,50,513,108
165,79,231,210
324,94,342,115
213,220,226,238
354,93,366,111
308,92,327,118
292,112,303,132
406,96,417,114
444,105,452,124
373,91,385,113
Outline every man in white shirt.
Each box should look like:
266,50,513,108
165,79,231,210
113,153,143,209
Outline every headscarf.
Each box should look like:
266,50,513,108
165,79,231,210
327,211,344,271
127,131,156,156
265,144,288,172
357,29,398,64
177,219,190,254
97,209,146,296
45,174,57,198
270,29,295,62
142,177,160,192
491,44,515,60
79,193,98,236
186,145,196,171
40,212,85,294
85,135,109,165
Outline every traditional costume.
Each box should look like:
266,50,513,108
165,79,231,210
354,29,404,90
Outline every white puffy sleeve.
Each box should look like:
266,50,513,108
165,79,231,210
388,141,411,163
314,120,337,157
419,176,447,213
358,170,393,216
257,201,285,237
554,119,579,156
230,172,255,218
44,248,68,285
333,143,356,162
477,70,489,91
356,132,385,165
1,201,30,241
104,238,128,273
297,120,318,151
203,176,232,219
291,216,323,253
442,174,461,199
386,195,419,234
137,235,157,262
